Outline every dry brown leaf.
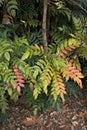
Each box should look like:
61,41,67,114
22,117,37,126
22,116,43,126
78,111,87,119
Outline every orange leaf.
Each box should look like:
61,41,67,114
29,82,34,91
62,49,68,54
35,44,40,50
60,93,65,102
79,82,83,89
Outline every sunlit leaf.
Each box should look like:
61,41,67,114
21,51,30,60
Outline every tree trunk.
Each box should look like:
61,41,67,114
42,0,48,58
47,0,50,42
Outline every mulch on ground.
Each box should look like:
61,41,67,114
0,91,87,130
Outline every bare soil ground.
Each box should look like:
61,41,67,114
0,90,87,130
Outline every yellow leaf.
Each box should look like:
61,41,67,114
35,44,40,50
7,88,13,96
43,80,48,94
66,76,70,81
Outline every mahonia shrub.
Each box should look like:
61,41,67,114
0,37,84,113
0,15,86,116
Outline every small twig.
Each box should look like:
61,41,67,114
66,0,87,13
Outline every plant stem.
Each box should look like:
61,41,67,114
42,0,48,58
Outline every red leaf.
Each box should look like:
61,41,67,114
17,86,21,94
17,83,25,87
14,72,23,76
13,66,17,69
16,75,24,79
15,79,24,83
71,69,79,73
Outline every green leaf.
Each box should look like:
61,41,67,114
10,91,19,102
33,69,39,79
10,80,16,88
0,0,4,6
10,9,16,17
18,65,25,73
7,88,13,96
21,51,30,60
34,108,38,116
4,52,10,61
